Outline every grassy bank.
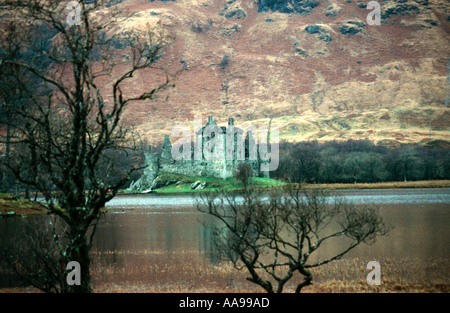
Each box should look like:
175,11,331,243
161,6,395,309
122,175,450,195
0,193,48,217
155,177,287,194
121,173,288,195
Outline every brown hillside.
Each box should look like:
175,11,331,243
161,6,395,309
4,0,450,145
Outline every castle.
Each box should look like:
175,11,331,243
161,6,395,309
128,116,271,191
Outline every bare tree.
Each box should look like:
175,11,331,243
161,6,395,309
394,146,423,182
197,186,389,293
0,0,174,292
234,162,253,188
0,21,33,196
0,216,70,293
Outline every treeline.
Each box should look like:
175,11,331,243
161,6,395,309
273,140,450,184
0,142,146,195
2,138,448,194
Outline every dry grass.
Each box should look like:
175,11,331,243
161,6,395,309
2,250,447,293
88,249,258,293
299,180,450,190
89,254,450,293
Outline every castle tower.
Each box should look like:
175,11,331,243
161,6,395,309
161,134,174,164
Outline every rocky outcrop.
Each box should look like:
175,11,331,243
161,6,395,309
189,181,206,190
221,24,241,36
381,0,429,19
295,47,308,57
338,20,365,35
324,1,342,17
150,176,178,190
305,25,332,42
127,146,159,191
220,0,247,20
189,181,201,190
305,25,321,34
258,0,319,14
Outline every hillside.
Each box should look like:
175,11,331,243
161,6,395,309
3,0,450,145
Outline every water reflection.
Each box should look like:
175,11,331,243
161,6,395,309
93,203,450,264
1,188,449,288
97,189,450,263
104,188,450,209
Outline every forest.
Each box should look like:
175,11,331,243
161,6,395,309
272,139,450,184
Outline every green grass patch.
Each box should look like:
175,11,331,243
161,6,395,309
0,193,49,217
149,174,287,194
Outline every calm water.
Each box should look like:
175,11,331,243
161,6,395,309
1,188,449,288
97,188,450,261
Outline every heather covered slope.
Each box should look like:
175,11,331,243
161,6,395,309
3,0,449,145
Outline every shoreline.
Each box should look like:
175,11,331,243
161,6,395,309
119,180,450,196
0,193,49,218
1,180,449,216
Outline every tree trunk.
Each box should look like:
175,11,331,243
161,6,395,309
1,123,11,193
295,267,312,293
13,180,20,199
66,225,93,293
404,162,408,182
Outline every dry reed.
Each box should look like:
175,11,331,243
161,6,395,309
1,249,448,293
87,249,449,293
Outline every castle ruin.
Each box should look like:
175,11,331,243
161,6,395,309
128,116,271,191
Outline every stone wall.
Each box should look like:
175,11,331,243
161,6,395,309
129,116,269,191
